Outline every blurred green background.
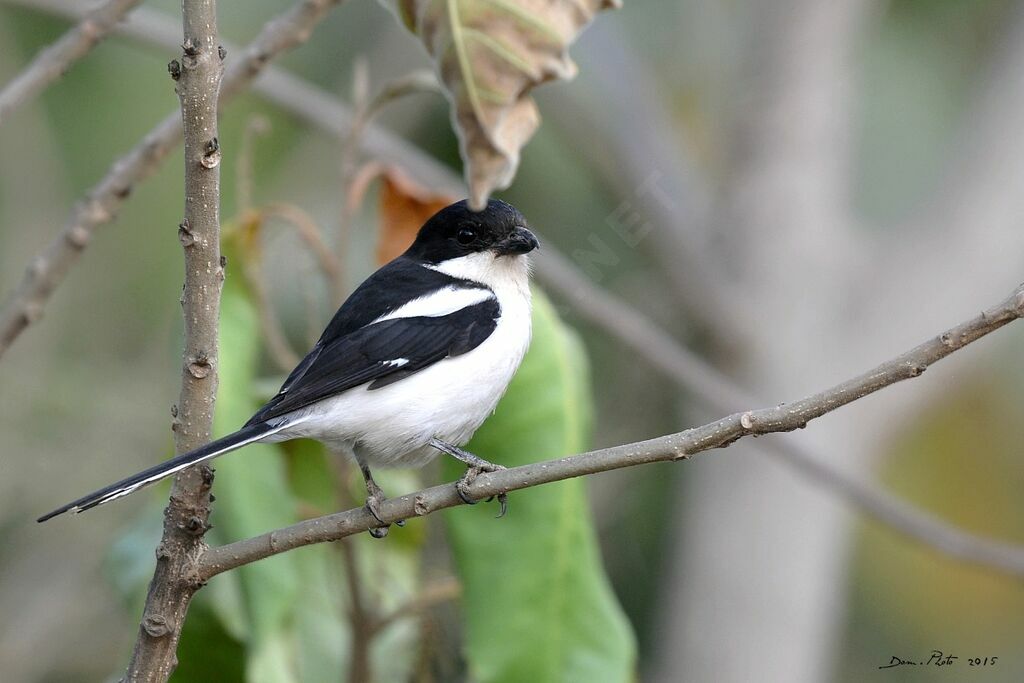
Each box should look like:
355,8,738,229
2,1,1023,681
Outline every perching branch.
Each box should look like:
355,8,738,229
535,248,1024,576
123,1,224,680
9,0,1021,573
198,282,1024,580
160,52,1024,576
0,0,346,359
0,0,141,125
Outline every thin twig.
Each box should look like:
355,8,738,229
198,282,1024,580
237,202,338,371
124,1,223,680
0,0,347,359
339,539,374,683
236,115,271,213
337,66,439,299
335,58,370,299
262,202,342,292
238,215,302,372
5,0,465,194
234,125,305,372
0,0,141,125
326,455,376,683
371,577,461,635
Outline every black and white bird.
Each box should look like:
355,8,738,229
39,199,538,533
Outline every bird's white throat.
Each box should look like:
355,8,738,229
424,251,532,301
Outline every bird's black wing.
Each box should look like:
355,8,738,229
247,297,499,425
318,256,482,340
258,256,486,411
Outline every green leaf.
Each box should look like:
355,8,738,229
172,600,247,683
207,247,426,683
282,439,426,682
211,269,305,683
442,290,636,682
291,546,348,683
104,491,250,683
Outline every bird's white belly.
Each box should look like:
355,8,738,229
278,287,531,467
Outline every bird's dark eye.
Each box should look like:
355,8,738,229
456,227,477,245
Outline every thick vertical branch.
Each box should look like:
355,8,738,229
123,1,223,680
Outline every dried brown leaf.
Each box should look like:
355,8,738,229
377,167,458,265
387,0,621,209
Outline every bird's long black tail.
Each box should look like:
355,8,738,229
37,422,284,522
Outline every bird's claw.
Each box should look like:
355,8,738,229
456,464,508,517
364,488,390,539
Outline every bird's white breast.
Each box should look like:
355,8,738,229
280,253,532,467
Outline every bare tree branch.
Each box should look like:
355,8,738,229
666,4,876,680
122,1,224,680
0,0,344,677
6,0,466,194
8,1,1018,574
0,0,346,359
177,40,1024,575
0,0,140,125
535,248,1024,576
370,577,461,634
198,282,1024,580
0,112,179,359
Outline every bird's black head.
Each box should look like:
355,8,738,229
405,199,539,264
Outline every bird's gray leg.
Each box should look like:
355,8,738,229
430,438,508,517
358,462,394,538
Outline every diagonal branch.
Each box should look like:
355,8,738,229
0,0,141,125
0,0,346,359
9,0,1020,573
535,248,1024,575
5,0,466,194
162,42,1024,575
198,282,1024,581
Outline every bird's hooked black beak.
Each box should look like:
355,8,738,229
495,226,539,256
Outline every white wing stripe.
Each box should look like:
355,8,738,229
371,286,494,324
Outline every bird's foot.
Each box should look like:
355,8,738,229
364,487,389,539
359,462,407,538
430,439,508,517
456,464,509,518
364,477,410,537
